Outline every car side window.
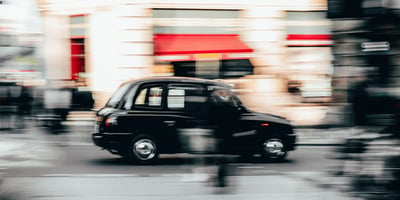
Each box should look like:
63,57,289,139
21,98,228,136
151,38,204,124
167,84,206,111
167,88,185,109
134,89,147,105
134,85,163,108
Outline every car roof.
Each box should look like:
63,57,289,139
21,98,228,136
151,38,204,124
121,76,231,88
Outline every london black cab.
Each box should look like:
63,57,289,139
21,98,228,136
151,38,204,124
92,77,296,164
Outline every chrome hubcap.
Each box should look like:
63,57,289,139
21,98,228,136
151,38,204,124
263,139,285,158
133,139,156,160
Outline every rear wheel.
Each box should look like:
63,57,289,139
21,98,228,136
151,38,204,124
260,137,287,161
124,134,159,164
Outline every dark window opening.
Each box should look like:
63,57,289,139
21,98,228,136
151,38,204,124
172,59,253,79
220,59,253,78
172,61,196,77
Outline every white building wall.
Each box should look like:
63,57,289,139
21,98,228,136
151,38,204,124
88,10,120,93
87,3,153,93
284,0,327,10
242,7,285,75
113,3,152,80
42,15,70,80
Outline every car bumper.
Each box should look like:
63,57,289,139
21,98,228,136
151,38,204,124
286,133,297,151
92,132,132,149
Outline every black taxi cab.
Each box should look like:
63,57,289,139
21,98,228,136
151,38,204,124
92,77,296,164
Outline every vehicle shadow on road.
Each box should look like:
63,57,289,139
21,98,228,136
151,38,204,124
236,156,296,164
90,154,295,166
90,157,187,166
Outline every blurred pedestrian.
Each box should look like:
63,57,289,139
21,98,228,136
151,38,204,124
178,86,240,187
16,84,34,129
178,86,214,182
207,88,241,187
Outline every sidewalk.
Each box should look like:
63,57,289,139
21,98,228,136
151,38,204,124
0,173,358,200
0,121,64,167
295,127,363,146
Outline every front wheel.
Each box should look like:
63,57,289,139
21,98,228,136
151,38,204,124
124,134,159,164
260,137,287,161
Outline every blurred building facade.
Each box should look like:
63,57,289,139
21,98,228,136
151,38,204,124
328,0,400,126
36,0,332,109
0,0,44,84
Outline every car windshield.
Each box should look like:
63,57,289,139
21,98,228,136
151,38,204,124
106,83,131,108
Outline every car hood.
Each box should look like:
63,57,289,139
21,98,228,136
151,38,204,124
241,111,291,125
97,107,118,117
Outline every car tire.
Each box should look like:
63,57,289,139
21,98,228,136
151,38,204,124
124,134,159,164
260,137,287,162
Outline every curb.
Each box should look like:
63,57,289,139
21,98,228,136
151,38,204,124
295,124,352,129
296,143,341,146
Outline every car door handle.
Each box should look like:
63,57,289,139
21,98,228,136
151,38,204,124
163,120,176,126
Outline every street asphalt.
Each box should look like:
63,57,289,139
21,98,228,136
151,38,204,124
0,114,393,200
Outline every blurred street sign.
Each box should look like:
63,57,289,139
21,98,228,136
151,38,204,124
361,41,390,52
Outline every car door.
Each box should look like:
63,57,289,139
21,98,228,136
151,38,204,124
163,83,209,153
207,87,258,153
114,83,180,153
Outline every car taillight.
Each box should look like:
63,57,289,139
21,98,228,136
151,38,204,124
105,117,117,127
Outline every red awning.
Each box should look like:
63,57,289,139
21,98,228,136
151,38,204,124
154,34,253,61
286,34,332,47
